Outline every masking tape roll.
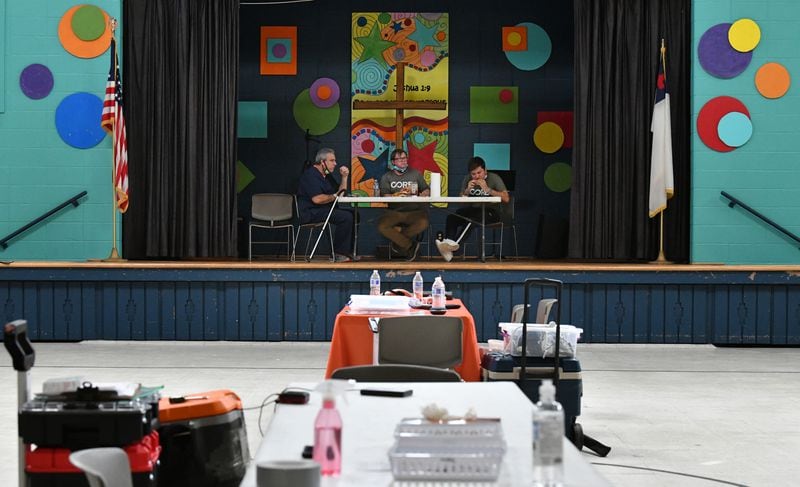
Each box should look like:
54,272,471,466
256,459,321,487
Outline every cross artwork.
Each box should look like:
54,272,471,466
352,62,447,149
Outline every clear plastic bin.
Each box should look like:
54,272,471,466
498,322,583,358
388,418,506,481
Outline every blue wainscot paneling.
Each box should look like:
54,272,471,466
1,267,799,345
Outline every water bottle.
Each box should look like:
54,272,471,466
532,379,564,486
370,270,381,296
412,272,424,301
431,276,445,309
373,179,380,197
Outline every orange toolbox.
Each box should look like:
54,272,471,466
158,389,249,487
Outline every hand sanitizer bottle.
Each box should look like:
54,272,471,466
370,270,381,296
532,379,564,486
412,272,424,301
313,380,348,476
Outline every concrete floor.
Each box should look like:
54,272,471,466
1,341,797,486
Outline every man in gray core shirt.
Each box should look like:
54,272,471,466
377,149,430,261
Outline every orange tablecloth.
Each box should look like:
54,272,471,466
324,299,482,381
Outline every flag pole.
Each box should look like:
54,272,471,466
652,38,670,264
100,18,124,262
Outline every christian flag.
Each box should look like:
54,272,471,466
648,44,674,218
101,38,129,213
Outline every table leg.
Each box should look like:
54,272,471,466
353,206,360,259
480,204,487,262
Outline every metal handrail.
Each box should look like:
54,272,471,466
0,191,88,250
721,191,800,250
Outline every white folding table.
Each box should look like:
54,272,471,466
240,381,611,487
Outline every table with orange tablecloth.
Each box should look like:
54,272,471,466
324,299,482,381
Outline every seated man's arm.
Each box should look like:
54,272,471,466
311,193,337,205
484,174,510,203
489,187,510,203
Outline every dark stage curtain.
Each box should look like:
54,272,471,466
570,0,690,262
122,0,239,258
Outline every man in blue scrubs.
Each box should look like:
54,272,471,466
296,148,355,262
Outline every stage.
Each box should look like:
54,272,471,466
2,258,799,345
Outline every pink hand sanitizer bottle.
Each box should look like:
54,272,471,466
313,381,345,475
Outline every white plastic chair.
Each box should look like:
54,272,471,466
69,447,133,487
510,298,558,323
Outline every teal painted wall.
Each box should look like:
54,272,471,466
693,1,800,263
0,1,121,261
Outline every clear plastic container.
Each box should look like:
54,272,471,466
498,323,583,358
388,418,506,481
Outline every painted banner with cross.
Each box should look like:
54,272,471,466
350,12,449,207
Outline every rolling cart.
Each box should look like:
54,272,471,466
4,320,161,487
481,279,610,457
4,319,36,487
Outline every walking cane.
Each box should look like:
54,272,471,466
307,189,346,261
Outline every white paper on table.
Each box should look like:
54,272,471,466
349,294,411,312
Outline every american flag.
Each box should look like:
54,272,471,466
101,37,129,213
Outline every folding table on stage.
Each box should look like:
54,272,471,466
338,195,501,261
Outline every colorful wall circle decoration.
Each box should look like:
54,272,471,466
696,96,751,152
71,5,106,41
717,112,753,148
20,64,54,100
55,92,106,149
728,18,761,53
544,162,572,192
698,23,752,79
58,5,112,58
504,22,551,71
537,111,574,149
755,62,790,99
293,88,340,135
533,121,565,154
310,78,341,108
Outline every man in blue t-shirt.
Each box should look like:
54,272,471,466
296,148,355,262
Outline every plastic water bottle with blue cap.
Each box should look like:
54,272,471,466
431,276,446,310
412,272,424,301
370,270,381,296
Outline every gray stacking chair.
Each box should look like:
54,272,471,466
292,195,335,262
377,315,463,368
249,193,295,261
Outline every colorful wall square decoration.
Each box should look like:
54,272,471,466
502,26,527,52
237,101,268,138
474,143,511,170
260,26,297,75
470,86,519,123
